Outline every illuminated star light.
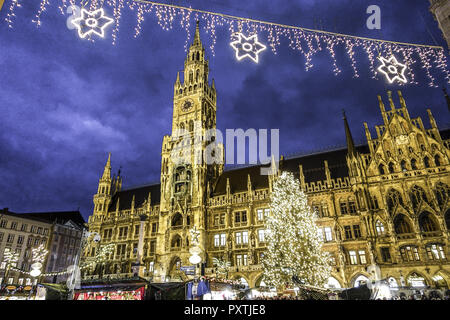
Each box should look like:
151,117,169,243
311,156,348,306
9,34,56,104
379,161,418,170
377,55,408,84
71,8,114,39
230,33,267,63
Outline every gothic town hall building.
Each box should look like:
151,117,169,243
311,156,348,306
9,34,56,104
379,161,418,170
83,24,450,290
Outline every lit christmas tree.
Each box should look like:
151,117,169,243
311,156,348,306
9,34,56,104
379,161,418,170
263,171,331,289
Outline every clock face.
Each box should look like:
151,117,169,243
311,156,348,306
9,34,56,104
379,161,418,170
181,100,193,112
395,135,409,145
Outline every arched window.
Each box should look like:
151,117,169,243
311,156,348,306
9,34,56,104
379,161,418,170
189,120,194,132
393,214,412,234
171,213,183,227
410,185,428,211
189,71,193,82
435,155,441,167
411,158,417,170
196,52,200,61
400,160,407,172
418,212,438,232
424,157,430,168
171,235,182,248
386,189,404,214
378,164,385,175
434,182,449,208
388,162,395,173
376,220,385,235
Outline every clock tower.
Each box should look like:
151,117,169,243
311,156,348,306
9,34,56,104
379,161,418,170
157,21,223,280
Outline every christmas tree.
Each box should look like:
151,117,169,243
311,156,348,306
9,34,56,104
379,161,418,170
262,171,331,288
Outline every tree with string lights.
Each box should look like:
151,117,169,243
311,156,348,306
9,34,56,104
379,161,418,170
262,171,331,289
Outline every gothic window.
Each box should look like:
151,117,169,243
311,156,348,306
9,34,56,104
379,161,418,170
421,145,426,151
398,149,403,155
388,162,395,173
411,158,418,170
434,182,449,208
435,155,441,167
375,220,385,235
196,69,199,81
339,201,348,215
386,189,404,214
186,216,191,226
393,214,412,234
171,235,182,248
171,213,183,227
378,164,385,175
321,202,329,217
189,86,192,92
386,151,392,158
312,203,320,217
418,212,438,232
408,147,413,153
400,246,420,262
189,71,193,82
424,156,430,168
189,120,194,132
410,185,428,211
348,200,357,214
426,244,446,261
196,52,200,61
400,160,407,172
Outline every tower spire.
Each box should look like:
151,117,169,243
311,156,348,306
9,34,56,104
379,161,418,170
193,20,201,47
102,152,111,180
343,110,356,157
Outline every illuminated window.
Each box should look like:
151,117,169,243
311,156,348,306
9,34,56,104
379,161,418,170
258,229,266,243
376,221,385,235
235,232,242,245
242,231,248,244
349,251,358,265
426,244,446,261
220,234,226,246
400,246,420,262
324,227,333,242
317,228,324,242
358,250,367,264
257,209,264,221
214,234,220,247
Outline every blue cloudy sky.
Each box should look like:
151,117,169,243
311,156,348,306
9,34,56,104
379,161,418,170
0,0,449,220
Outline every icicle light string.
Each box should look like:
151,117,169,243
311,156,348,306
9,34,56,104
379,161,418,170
4,0,449,85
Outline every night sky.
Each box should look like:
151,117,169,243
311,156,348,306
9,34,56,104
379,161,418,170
0,0,449,220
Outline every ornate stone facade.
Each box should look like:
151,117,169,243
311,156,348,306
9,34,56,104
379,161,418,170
83,24,450,290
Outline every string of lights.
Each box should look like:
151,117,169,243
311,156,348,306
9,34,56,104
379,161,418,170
3,0,449,86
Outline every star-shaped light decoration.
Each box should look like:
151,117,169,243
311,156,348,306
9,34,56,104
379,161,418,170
71,8,114,39
230,33,267,63
377,55,408,84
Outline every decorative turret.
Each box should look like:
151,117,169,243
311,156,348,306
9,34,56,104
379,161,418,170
93,153,113,216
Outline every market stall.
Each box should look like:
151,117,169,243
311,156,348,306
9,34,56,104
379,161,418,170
74,277,148,300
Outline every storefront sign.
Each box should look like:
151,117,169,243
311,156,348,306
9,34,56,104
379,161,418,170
180,266,195,275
